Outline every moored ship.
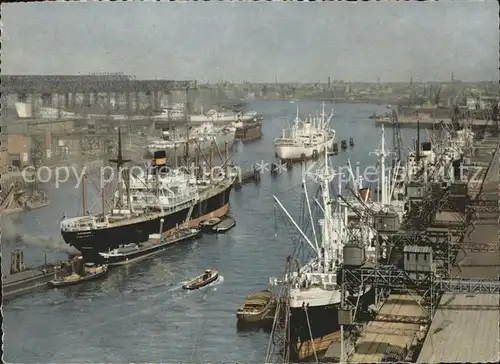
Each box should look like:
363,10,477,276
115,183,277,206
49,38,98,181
147,121,236,157
269,149,371,362
60,129,235,262
189,108,257,123
274,103,335,161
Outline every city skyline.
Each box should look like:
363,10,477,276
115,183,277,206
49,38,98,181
2,1,498,83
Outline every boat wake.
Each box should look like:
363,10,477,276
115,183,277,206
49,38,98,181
211,274,224,288
132,281,176,293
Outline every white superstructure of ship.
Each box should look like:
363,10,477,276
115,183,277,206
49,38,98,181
189,108,258,124
121,168,200,212
274,103,335,161
151,103,186,121
146,121,236,156
123,162,239,212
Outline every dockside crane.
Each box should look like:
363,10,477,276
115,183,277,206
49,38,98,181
391,109,403,167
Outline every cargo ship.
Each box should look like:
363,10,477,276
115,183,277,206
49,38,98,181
269,150,372,362
189,109,257,123
147,121,236,157
274,103,335,161
60,129,235,262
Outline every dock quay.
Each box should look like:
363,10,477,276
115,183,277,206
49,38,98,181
374,116,494,129
2,250,72,300
415,133,500,363
417,293,499,363
331,294,427,363
332,130,500,363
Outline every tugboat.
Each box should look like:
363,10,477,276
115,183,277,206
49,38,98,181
349,137,355,147
48,260,108,288
182,269,219,290
200,217,221,233
341,140,348,150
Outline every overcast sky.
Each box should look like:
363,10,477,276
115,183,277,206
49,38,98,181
2,1,498,82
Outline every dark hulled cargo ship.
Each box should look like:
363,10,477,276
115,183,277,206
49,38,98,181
60,129,234,262
61,184,232,262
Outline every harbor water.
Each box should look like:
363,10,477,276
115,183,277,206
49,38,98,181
3,100,415,362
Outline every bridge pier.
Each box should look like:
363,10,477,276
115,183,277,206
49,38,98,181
114,92,120,111
92,92,99,106
125,91,131,115
63,93,68,109
45,130,52,160
135,91,140,112
83,92,90,108
106,92,111,113
147,91,153,111
166,91,173,108
41,93,52,106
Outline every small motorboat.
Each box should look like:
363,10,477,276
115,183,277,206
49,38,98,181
349,137,355,147
182,269,219,290
340,140,347,150
200,217,221,233
48,262,108,288
237,290,276,325
212,217,236,233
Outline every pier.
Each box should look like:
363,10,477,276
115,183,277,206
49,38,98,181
374,115,497,129
334,130,500,363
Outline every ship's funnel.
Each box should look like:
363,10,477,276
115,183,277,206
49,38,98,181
152,150,167,169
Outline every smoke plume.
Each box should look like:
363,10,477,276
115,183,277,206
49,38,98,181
1,215,80,256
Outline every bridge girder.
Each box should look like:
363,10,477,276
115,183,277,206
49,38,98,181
1,75,197,94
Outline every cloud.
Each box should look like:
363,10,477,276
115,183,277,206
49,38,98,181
1,1,498,82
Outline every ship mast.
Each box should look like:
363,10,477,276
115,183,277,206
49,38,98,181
109,127,131,213
292,105,299,139
321,101,326,130
81,173,86,216
370,125,391,206
319,143,335,272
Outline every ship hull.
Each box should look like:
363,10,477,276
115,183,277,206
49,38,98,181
275,138,334,161
288,288,374,362
61,185,232,262
235,122,262,141
101,229,202,266
289,303,340,362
